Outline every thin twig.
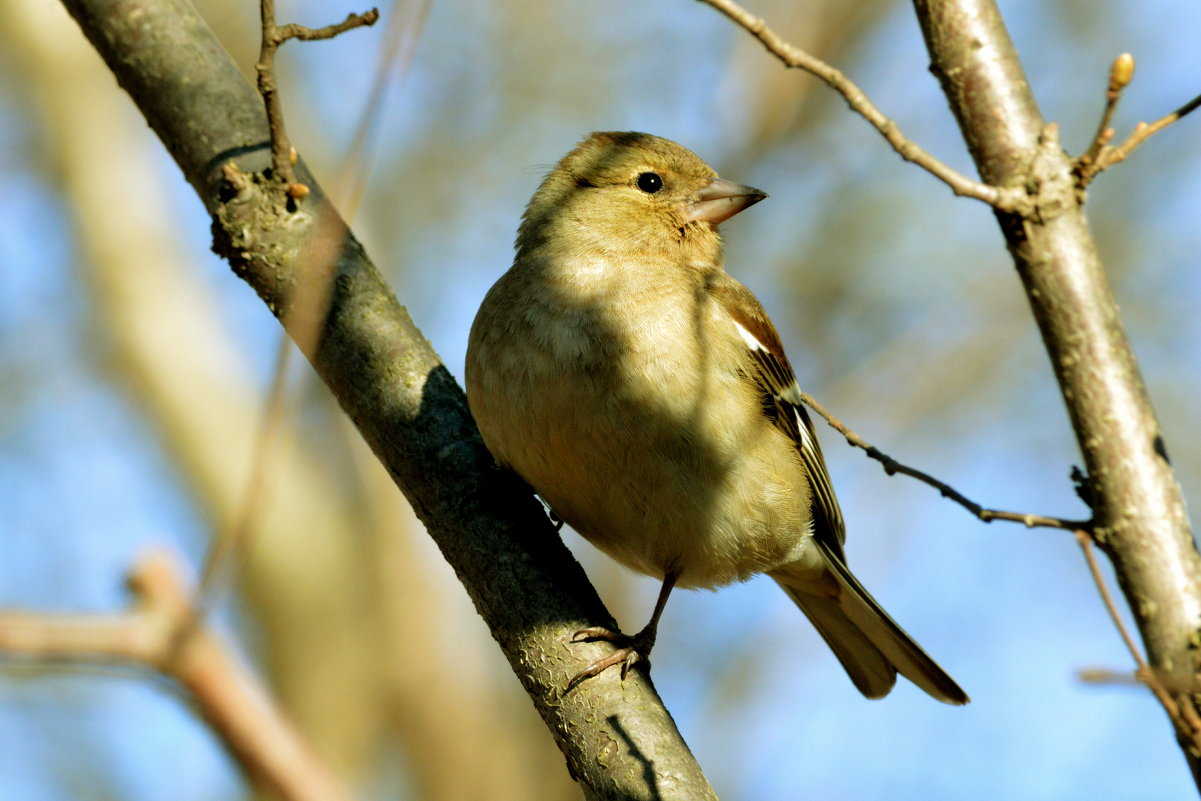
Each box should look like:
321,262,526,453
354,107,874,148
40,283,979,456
1073,531,1201,754
256,1,379,189
276,10,380,43
1075,50,1201,185
1077,53,1134,177
799,392,1090,531
695,0,1025,213
1074,531,1154,674
257,0,295,186
190,336,293,620
338,0,433,216
1077,667,1142,686
1092,91,1201,174
0,551,354,801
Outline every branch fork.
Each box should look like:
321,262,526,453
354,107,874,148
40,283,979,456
0,551,353,801
256,1,380,194
704,2,1201,782
697,0,1197,206
1074,53,1201,188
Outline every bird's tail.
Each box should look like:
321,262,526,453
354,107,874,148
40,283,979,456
773,540,968,705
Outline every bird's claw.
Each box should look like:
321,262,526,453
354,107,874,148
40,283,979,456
571,626,624,644
566,626,652,692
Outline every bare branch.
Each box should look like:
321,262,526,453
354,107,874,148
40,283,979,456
190,336,293,624
0,551,354,801
256,1,379,189
1077,668,1142,686
1076,53,1201,187
275,10,380,44
1089,90,1201,178
800,392,1090,531
909,0,1201,785
1073,530,1155,678
256,0,296,187
696,0,1026,212
1076,53,1134,181
59,0,716,795
1073,531,1201,758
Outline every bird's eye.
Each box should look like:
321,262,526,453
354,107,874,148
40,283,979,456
636,172,664,194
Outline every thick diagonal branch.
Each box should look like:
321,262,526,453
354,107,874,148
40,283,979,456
57,0,714,798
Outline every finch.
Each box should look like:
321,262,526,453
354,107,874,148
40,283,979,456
465,131,967,704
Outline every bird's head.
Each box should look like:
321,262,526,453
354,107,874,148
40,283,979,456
517,131,766,265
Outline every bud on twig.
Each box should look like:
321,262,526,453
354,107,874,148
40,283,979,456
1109,53,1135,93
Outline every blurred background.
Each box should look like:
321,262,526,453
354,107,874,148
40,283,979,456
0,0,1199,798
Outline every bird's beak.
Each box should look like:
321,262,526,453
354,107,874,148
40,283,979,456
686,178,767,224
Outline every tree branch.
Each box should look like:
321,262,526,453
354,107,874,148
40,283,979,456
1076,53,1134,182
704,0,1201,785
256,0,379,188
1085,89,1201,183
275,11,380,43
800,392,1090,531
1073,531,1201,757
58,0,714,797
695,0,1027,212
1073,51,1201,187
3,0,389,765
0,551,353,801
910,0,1201,787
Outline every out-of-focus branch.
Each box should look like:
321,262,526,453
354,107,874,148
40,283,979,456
1,0,381,770
192,336,291,613
0,551,354,801
58,0,715,797
696,0,1026,212
1078,668,1143,687
336,0,432,215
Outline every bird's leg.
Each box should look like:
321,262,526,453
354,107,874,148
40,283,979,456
567,569,680,691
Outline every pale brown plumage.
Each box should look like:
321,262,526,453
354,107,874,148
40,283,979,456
465,131,967,704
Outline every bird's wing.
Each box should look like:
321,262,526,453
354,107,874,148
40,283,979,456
707,274,847,556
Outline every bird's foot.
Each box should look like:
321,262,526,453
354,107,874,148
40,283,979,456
566,626,655,692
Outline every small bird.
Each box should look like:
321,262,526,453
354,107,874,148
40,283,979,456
466,131,967,704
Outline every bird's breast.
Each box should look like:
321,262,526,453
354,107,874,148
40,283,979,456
468,258,812,589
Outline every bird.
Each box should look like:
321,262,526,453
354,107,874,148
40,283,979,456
465,131,968,704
